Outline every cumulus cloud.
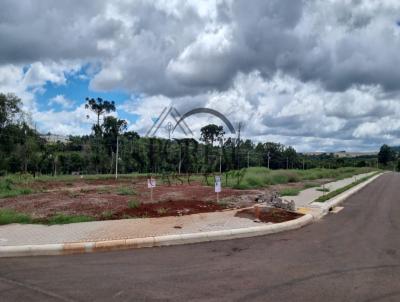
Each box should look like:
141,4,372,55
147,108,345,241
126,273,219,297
1,0,400,150
48,95,75,109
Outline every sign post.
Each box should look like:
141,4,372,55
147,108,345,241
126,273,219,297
147,178,156,202
215,175,222,202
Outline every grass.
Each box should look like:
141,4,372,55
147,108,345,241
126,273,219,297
128,200,140,209
279,188,301,196
315,172,380,202
0,173,142,198
206,167,377,190
0,209,95,225
316,187,330,192
101,210,114,219
0,177,33,198
0,208,32,225
117,187,136,196
44,214,95,225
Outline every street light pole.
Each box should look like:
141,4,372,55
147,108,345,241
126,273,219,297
115,136,119,180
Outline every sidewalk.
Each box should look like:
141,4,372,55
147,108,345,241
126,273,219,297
0,172,382,257
282,172,376,207
0,209,265,247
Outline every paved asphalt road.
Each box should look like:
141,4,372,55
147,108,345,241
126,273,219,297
1,173,399,302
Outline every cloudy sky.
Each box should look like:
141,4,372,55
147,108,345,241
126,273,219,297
1,0,400,151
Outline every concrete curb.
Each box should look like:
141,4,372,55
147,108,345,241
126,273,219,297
0,213,313,258
310,172,384,219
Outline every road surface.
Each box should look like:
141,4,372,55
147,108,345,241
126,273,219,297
0,172,399,301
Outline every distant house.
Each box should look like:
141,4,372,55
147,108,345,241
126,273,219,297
40,133,69,144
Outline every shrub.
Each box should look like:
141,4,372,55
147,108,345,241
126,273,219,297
128,200,140,209
117,187,136,196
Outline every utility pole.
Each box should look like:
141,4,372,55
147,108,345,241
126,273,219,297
219,138,223,174
302,158,305,170
286,157,289,170
236,122,242,169
115,136,119,180
178,144,182,174
267,151,270,169
247,151,250,168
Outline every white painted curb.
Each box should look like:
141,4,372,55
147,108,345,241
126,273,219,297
0,214,313,258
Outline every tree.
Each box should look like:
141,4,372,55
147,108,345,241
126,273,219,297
200,124,225,145
85,97,116,127
0,93,22,129
378,144,395,165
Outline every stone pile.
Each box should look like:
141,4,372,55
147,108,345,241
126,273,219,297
255,192,296,212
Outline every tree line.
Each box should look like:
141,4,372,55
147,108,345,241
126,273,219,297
0,93,387,177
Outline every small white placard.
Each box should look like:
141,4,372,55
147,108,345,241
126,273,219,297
215,175,222,193
147,178,156,188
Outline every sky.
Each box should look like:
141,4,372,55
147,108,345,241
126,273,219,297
1,0,400,152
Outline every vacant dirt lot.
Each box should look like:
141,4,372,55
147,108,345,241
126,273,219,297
0,176,319,221
0,177,262,219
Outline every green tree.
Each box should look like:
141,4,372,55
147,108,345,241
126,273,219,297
200,124,225,145
378,144,395,165
85,97,116,127
0,93,22,129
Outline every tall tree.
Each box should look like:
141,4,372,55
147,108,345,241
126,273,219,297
0,93,22,129
378,144,395,165
200,124,225,146
85,97,116,127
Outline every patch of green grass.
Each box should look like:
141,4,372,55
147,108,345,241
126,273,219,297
215,167,377,190
44,214,95,225
279,188,301,196
0,208,32,225
117,187,136,196
0,177,33,198
316,187,330,192
0,209,95,225
128,200,140,209
315,172,380,202
101,210,114,219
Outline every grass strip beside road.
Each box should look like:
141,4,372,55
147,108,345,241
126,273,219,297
314,172,380,203
279,188,301,196
0,209,94,225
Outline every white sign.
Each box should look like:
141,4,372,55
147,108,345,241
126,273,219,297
147,178,156,188
215,176,222,193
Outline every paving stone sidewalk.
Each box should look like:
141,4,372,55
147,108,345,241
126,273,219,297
0,210,264,246
282,172,375,207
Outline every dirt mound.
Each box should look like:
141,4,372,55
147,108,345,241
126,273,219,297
235,207,303,223
109,200,228,219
